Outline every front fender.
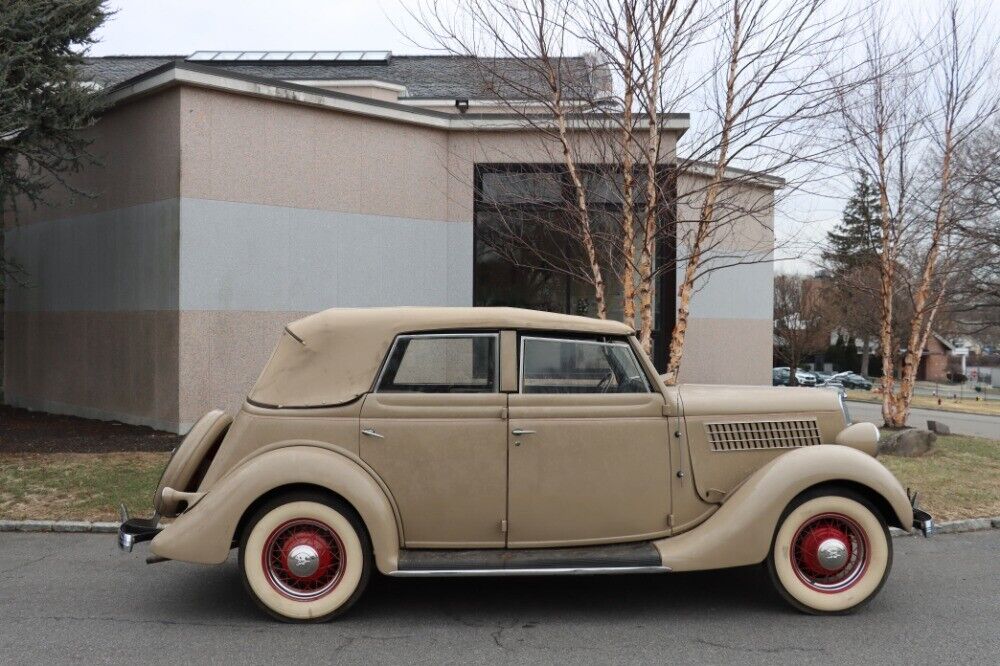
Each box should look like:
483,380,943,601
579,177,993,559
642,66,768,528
654,445,912,571
150,445,402,573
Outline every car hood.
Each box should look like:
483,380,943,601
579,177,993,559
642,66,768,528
675,383,842,417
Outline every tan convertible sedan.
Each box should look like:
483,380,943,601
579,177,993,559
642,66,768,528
119,307,933,621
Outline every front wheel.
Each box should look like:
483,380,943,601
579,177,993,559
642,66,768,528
767,488,892,614
239,492,372,622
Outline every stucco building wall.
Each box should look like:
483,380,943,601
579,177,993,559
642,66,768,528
3,89,182,430
4,79,775,433
674,174,775,384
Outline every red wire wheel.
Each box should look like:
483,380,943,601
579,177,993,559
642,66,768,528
790,512,870,593
262,519,347,601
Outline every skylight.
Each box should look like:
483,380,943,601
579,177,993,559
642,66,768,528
186,51,391,64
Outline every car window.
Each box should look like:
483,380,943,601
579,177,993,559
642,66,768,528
377,334,498,393
520,337,650,394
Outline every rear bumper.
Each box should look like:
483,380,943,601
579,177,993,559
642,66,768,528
912,508,935,537
117,504,162,552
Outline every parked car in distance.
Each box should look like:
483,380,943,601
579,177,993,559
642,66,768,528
120,307,932,621
833,372,874,390
772,367,818,387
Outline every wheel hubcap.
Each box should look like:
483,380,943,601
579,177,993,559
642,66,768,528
287,544,320,577
816,537,849,571
263,519,346,601
791,513,869,593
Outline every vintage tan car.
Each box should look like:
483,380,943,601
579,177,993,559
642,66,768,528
119,307,933,621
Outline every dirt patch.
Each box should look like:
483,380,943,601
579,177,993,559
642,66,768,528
0,405,182,454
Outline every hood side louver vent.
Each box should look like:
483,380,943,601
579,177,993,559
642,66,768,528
705,419,822,451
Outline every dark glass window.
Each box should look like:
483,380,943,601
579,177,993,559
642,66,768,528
473,165,676,370
520,337,650,394
377,334,498,393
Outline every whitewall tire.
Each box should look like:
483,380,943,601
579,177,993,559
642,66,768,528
767,489,892,614
240,492,372,622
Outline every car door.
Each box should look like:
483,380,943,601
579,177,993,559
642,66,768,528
360,332,508,548
506,335,672,547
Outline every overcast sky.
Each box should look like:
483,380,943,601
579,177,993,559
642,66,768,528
90,1,429,56
89,1,995,276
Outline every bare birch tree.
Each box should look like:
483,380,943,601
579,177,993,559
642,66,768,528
412,0,851,377
835,1,999,427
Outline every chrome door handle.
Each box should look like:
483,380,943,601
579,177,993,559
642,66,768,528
361,428,385,439
511,429,535,436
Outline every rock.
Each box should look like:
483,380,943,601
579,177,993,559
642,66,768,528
927,420,951,435
877,429,937,457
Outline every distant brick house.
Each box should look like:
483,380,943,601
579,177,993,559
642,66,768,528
916,333,956,382
3,51,779,432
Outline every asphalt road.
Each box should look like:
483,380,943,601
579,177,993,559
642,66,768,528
848,400,1000,439
1,531,998,665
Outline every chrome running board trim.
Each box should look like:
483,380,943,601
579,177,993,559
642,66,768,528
387,565,671,577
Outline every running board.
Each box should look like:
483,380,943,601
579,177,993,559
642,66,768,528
389,541,669,577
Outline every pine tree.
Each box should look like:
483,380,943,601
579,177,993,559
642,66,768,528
823,170,881,273
0,0,107,214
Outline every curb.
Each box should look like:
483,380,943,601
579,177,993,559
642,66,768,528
0,520,119,534
889,516,1000,537
1,517,999,537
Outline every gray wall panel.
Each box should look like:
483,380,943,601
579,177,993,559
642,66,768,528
4,200,180,312
178,198,473,311
677,255,774,321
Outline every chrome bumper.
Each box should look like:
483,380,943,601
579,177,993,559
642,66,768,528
912,508,934,537
908,489,934,537
117,504,162,552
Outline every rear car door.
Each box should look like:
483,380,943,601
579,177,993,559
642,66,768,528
506,335,672,547
360,332,508,548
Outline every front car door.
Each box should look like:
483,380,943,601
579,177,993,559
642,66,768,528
506,335,672,547
360,332,508,548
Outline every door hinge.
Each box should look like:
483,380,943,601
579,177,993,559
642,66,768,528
500,519,508,533
667,514,675,527
500,407,508,419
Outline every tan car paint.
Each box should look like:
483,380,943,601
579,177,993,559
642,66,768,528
681,409,845,506
653,444,912,571
835,422,881,457
198,401,362,490
506,392,673,546
151,445,403,572
359,392,509,548
155,409,231,517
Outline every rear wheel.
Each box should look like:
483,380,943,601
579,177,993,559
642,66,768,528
767,488,892,614
239,492,372,622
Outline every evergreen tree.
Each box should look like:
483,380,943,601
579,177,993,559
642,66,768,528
823,170,881,273
1,0,108,225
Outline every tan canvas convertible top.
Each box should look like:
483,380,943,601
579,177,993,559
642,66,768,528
248,307,635,408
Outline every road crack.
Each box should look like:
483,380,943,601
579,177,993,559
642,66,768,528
695,638,825,654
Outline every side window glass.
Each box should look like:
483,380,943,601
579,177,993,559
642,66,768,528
520,337,650,394
378,334,498,393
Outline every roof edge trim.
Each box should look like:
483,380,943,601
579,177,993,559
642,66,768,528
102,61,691,132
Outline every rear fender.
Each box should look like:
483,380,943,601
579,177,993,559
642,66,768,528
150,444,402,573
654,445,912,571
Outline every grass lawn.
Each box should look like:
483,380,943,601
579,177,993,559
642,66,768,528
846,390,1000,417
0,452,169,521
0,436,997,523
879,434,1000,521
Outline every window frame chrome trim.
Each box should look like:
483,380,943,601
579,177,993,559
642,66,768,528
518,335,652,395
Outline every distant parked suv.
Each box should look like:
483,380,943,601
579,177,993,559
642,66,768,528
772,367,817,387
832,372,873,390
